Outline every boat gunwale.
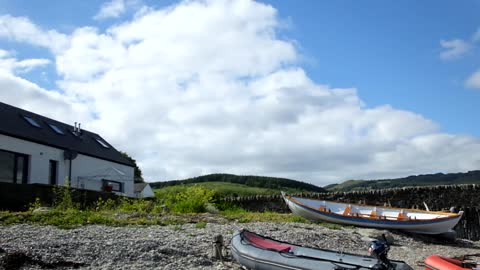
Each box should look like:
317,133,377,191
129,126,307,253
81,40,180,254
237,229,376,258
284,194,462,224
233,230,379,267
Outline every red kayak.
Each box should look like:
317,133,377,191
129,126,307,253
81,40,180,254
424,255,477,270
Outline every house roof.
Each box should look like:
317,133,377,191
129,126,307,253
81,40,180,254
134,182,150,193
0,102,134,167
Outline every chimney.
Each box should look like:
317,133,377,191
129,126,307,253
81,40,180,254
74,122,78,132
78,123,82,134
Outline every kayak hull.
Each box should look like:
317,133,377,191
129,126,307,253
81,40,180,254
231,229,413,270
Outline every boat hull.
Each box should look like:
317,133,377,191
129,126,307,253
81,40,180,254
282,194,463,234
424,255,473,270
231,230,413,270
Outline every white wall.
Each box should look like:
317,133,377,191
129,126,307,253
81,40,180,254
136,184,155,198
0,134,135,197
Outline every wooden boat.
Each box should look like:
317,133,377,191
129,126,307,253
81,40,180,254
282,192,463,234
231,229,413,270
424,255,477,270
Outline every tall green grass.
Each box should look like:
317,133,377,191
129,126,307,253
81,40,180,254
0,182,340,229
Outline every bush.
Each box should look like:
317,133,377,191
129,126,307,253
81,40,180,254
156,186,216,213
172,186,215,213
53,180,77,211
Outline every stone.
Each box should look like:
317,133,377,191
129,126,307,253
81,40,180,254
32,207,52,214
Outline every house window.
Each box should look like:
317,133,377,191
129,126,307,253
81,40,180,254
0,149,28,184
23,116,41,128
48,124,65,135
49,160,58,185
102,179,123,192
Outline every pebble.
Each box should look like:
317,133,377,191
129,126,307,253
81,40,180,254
0,221,479,270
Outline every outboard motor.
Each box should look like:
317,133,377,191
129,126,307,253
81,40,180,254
368,235,393,270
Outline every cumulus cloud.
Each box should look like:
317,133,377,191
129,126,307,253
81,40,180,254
439,39,471,60
94,0,140,20
0,71,91,124
0,49,50,73
0,15,68,52
465,70,480,89
1,0,480,185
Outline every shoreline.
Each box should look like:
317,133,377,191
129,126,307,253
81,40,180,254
1,222,479,270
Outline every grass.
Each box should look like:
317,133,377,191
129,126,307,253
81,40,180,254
195,221,207,229
0,210,188,229
0,207,346,230
154,181,308,198
0,182,346,230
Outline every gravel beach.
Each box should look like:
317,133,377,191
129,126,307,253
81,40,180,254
1,219,479,270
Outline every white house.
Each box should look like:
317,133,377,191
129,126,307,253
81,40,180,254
134,183,155,198
0,102,136,197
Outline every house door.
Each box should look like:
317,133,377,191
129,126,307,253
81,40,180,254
49,160,58,185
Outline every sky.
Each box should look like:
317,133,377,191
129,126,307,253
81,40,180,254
0,0,479,186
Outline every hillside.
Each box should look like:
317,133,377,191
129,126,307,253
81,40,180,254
326,170,480,192
150,173,325,193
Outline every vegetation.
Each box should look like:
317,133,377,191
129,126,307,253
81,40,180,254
326,170,480,191
0,183,318,229
155,181,307,198
119,151,144,183
150,173,325,193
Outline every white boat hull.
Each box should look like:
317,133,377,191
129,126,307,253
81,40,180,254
282,193,463,234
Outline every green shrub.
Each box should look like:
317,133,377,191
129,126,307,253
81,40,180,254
163,186,215,213
195,221,207,229
28,198,42,212
95,198,118,211
53,180,77,211
117,198,154,213
155,185,218,213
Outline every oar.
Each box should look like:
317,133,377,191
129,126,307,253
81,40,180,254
423,202,430,212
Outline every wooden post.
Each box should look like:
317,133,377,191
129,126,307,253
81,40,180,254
213,234,223,261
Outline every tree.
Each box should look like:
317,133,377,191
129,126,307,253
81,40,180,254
119,151,144,183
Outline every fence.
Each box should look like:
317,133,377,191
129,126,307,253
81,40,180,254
0,182,118,211
221,184,480,240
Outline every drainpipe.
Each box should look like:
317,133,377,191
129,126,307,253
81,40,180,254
68,158,72,187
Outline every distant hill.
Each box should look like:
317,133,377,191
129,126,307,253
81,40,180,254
150,173,325,193
326,170,480,192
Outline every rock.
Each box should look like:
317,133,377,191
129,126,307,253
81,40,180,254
32,207,52,214
0,222,477,270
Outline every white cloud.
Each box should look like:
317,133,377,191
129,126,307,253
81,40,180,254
94,0,140,20
0,50,50,73
465,70,480,89
0,15,68,52
0,71,91,124
473,28,480,42
1,0,480,185
439,39,471,60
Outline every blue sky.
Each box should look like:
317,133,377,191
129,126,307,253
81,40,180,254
0,0,479,184
2,0,479,136
266,0,480,136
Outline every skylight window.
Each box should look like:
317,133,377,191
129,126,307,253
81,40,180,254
48,124,65,135
23,116,41,128
95,138,110,148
